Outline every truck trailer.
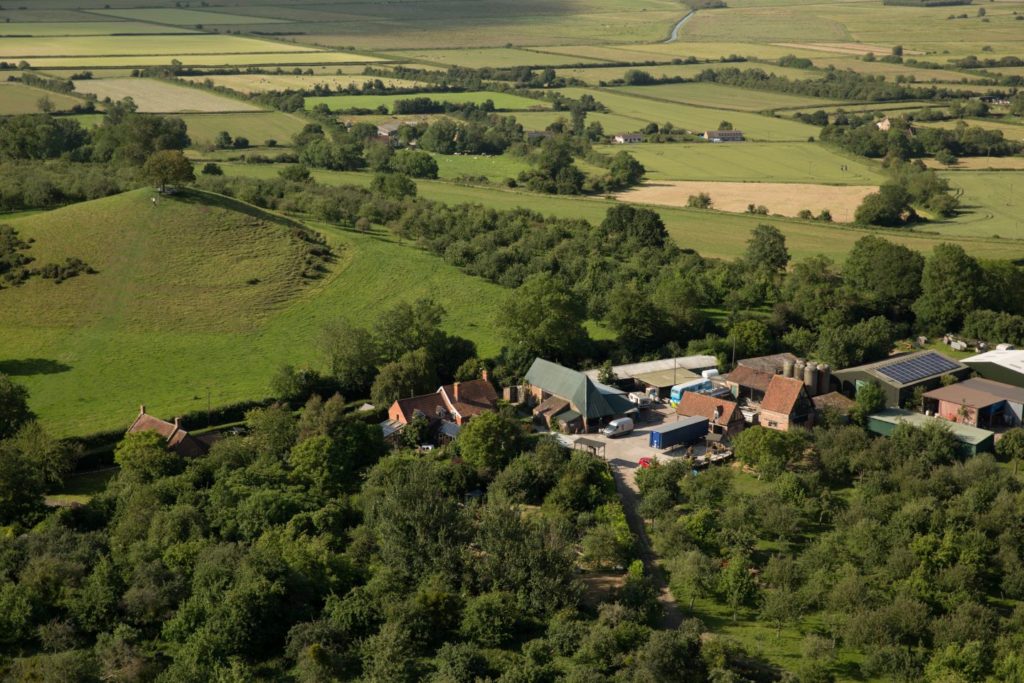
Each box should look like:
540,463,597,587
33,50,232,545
648,415,709,449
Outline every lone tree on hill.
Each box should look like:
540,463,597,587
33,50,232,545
143,149,195,193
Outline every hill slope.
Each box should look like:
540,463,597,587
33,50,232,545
0,190,509,437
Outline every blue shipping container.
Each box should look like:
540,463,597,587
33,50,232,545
648,415,709,449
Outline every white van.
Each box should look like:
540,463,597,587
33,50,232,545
602,417,635,438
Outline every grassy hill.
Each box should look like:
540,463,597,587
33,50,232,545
0,189,509,437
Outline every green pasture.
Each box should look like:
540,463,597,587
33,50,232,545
0,82,84,115
593,142,885,184
0,21,198,36
378,47,606,69
181,73,427,95
87,8,292,25
614,81,840,112
178,112,310,147
789,100,937,116
932,171,1024,240
219,162,1024,264
606,41,833,62
44,468,116,506
807,55,975,83
556,62,820,85
305,91,548,112
278,1,687,50
921,118,1024,141
21,52,381,69
0,34,318,59
558,87,821,141
0,9,105,23
0,189,510,437
675,2,1024,50
430,154,533,181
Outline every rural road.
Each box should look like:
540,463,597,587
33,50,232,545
570,408,686,629
664,10,696,43
609,457,685,629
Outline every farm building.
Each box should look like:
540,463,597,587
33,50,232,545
723,365,774,403
525,358,635,432
963,349,1024,388
923,377,1024,429
737,353,799,375
676,392,745,437
867,408,995,457
758,375,814,432
128,405,211,457
584,355,718,398
386,374,498,428
703,129,744,142
613,133,643,144
833,350,970,408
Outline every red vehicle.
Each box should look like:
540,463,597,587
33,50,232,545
638,457,654,469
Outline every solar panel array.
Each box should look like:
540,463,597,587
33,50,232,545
876,353,961,385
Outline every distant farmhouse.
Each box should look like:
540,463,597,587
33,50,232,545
704,129,744,142
612,132,643,144
127,406,212,457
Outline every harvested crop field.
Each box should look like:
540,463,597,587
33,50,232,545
773,42,924,56
615,181,877,223
0,34,318,59
72,78,262,113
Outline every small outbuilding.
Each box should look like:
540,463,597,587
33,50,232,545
613,132,643,144
867,408,995,457
923,377,1024,429
759,375,814,432
704,129,744,142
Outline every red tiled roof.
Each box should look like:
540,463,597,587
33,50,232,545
127,409,208,457
761,375,807,415
676,392,740,426
812,391,855,413
724,365,774,392
392,393,448,424
439,378,499,419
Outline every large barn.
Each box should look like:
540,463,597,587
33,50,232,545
833,351,970,408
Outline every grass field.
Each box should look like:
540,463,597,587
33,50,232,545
556,62,820,85
44,468,116,506
305,91,549,112
72,78,262,113
933,171,1024,239
0,34,319,59
559,87,821,141
616,180,876,222
430,154,533,181
614,82,840,112
924,157,1024,171
20,52,383,69
0,82,83,115
921,118,1024,141
219,163,1024,264
378,47,606,68
0,189,510,437
181,73,427,94
0,21,199,36
87,8,292,25
593,142,885,184
178,112,310,147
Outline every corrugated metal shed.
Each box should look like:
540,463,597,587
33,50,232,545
867,408,995,455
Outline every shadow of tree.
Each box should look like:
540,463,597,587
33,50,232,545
0,358,72,376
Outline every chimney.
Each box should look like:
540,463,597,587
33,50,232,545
139,404,146,415
481,368,489,382
173,417,181,431
453,382,460,401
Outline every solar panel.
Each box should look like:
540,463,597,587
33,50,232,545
876,353,960,385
